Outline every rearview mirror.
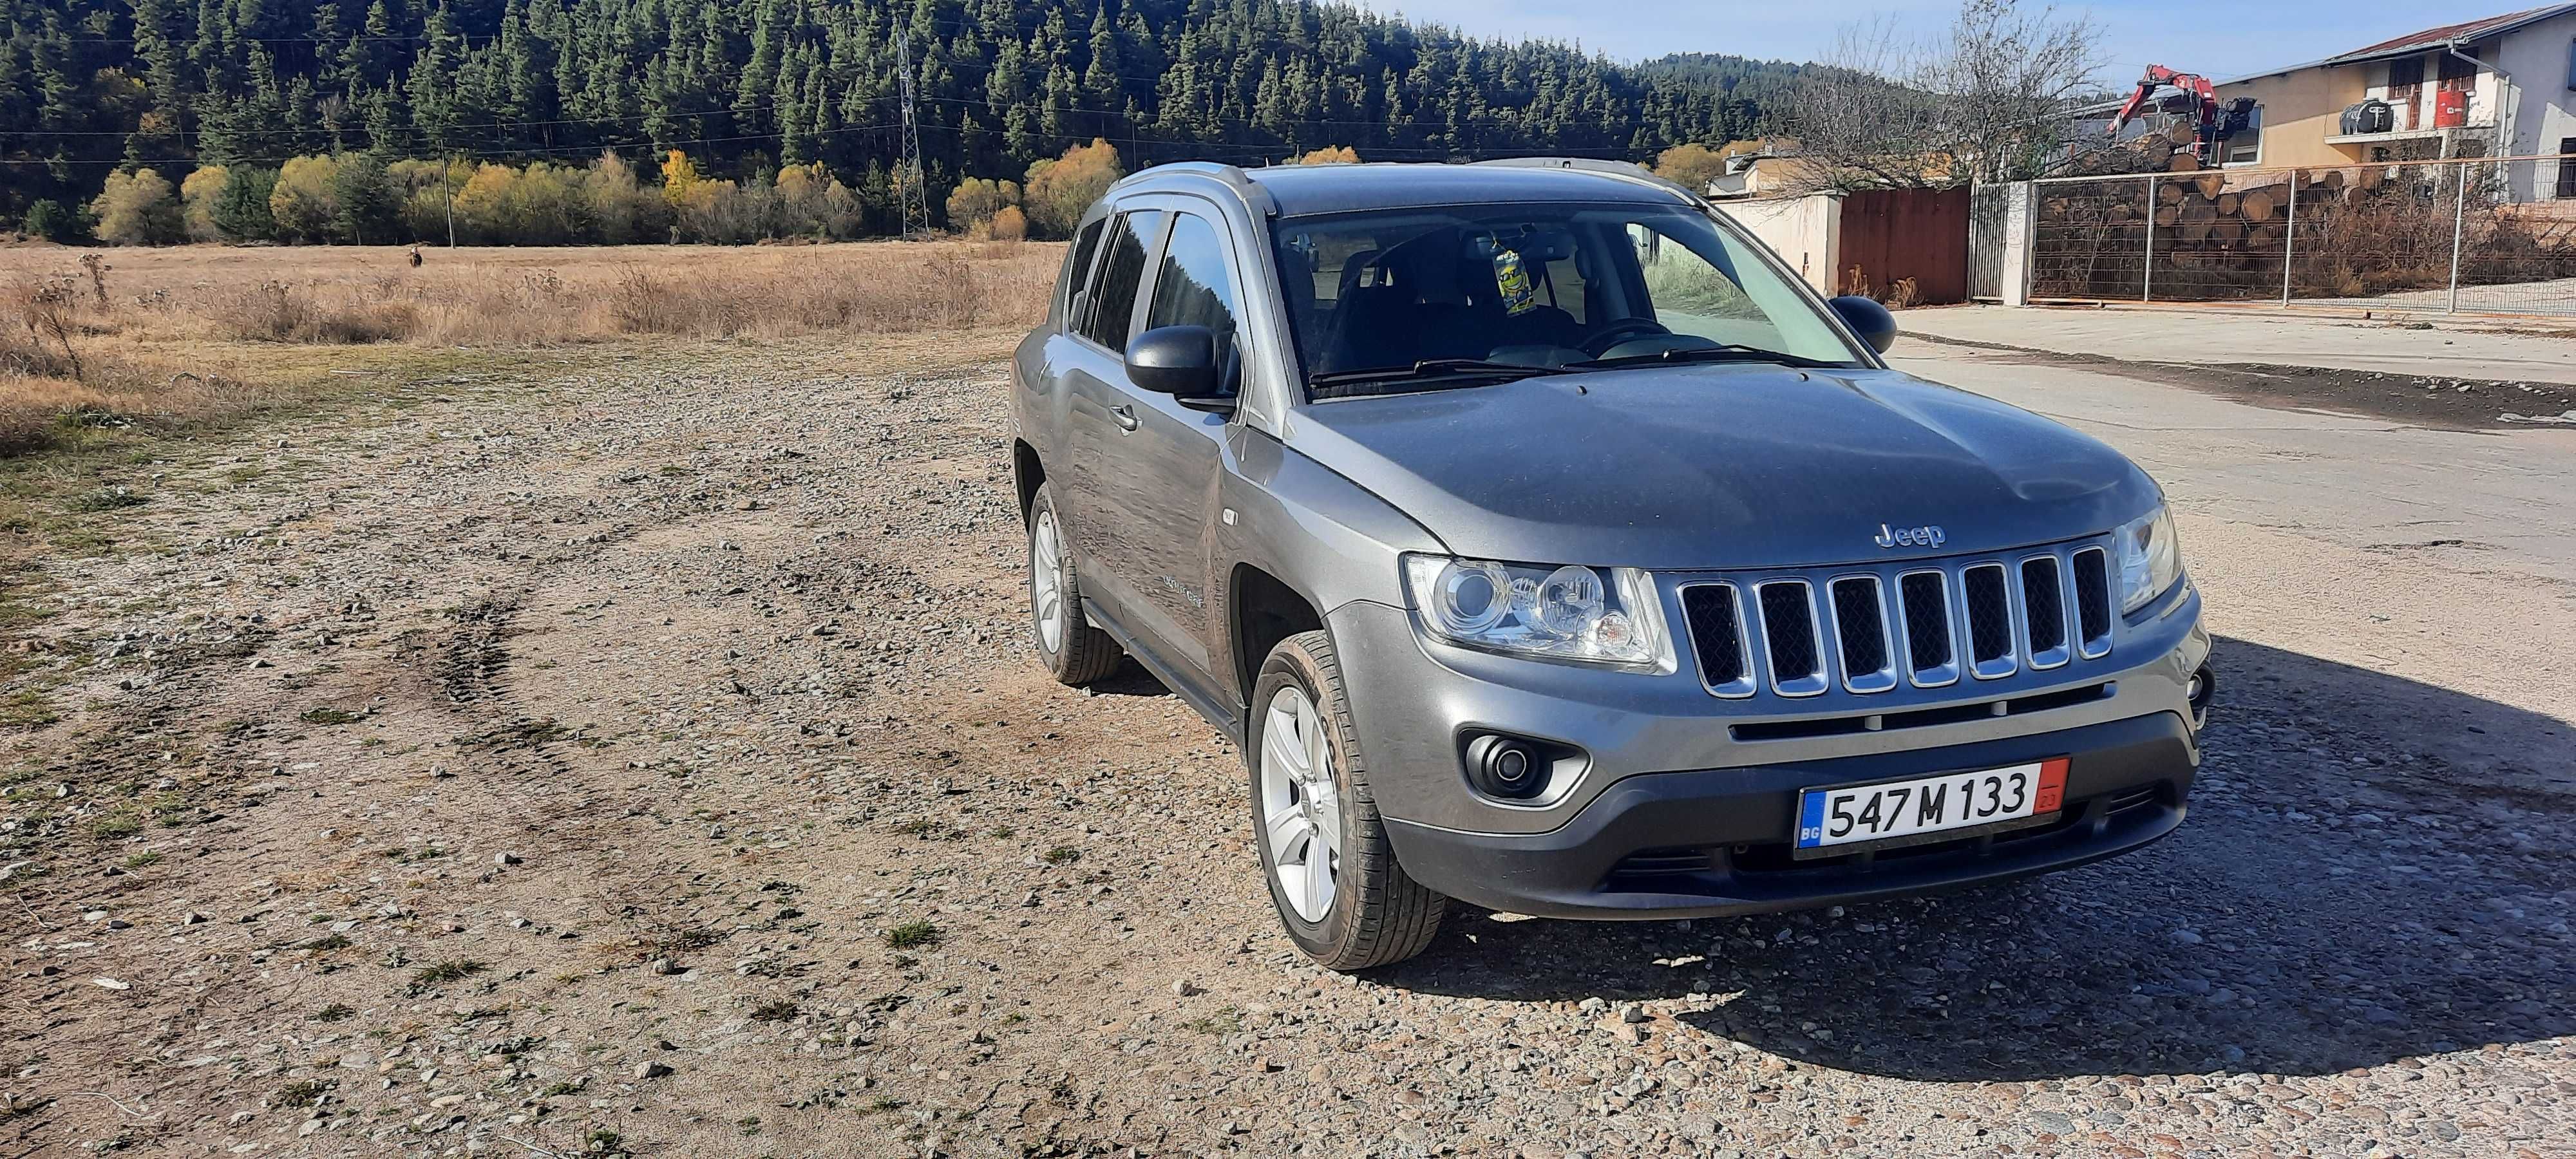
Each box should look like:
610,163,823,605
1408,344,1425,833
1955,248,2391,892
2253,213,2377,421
1125,325,1220,398
1828,296,1898,353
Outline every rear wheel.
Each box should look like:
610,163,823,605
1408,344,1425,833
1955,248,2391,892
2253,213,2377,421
1027,484,1121,685
1250,630,1444,970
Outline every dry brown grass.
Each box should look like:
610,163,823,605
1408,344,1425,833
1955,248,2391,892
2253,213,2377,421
0,238,1063,455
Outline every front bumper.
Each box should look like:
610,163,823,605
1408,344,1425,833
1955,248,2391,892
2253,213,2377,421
1383,711,2195,919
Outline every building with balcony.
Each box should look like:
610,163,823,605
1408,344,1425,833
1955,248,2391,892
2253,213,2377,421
2215,3,2576,198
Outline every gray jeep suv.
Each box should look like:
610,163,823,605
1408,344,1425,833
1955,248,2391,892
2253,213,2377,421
1010,159,2212,970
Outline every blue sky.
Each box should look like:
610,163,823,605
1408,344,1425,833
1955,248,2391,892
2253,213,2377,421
1357,0,2485,81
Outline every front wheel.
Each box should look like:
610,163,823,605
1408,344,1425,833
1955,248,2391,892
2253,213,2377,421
1249,630,1444,970
1027,484,1122,685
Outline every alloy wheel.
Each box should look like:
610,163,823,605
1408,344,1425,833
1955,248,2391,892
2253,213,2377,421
1258,684,1342,922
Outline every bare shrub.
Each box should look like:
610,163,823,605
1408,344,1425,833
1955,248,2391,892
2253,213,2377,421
213,281,418,344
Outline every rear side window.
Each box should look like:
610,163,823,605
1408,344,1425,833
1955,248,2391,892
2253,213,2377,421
1059,218,1106,323
1144,212,1241,387
1081,210,1164,349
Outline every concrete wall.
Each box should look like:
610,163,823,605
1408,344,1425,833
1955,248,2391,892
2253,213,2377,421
1716,193,1841,295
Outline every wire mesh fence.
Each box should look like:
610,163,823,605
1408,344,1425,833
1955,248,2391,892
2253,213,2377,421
2024,155,2576,317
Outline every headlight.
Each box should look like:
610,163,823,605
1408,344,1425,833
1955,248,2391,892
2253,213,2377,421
2114,504,2184,614
1401,554,1674,670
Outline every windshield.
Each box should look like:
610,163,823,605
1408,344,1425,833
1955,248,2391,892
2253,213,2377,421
1271,201,1864,394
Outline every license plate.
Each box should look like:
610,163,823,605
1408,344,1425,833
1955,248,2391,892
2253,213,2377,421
1794,757,2069,854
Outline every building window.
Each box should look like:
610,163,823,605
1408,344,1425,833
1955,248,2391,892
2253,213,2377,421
2558,138,2576,198
2389,54,2425,88
2567,37,2576,90
2224,105,2264,165
2438,43,2483,83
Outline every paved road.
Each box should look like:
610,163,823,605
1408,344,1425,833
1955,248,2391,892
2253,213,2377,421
1904,303,2576,384
1889,337,2576,587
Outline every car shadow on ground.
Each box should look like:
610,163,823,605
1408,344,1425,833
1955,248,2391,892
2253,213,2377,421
1090,661,1179,699
1372,637,2576,1081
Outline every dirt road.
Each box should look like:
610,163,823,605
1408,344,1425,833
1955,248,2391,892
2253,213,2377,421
6,335,2572,1158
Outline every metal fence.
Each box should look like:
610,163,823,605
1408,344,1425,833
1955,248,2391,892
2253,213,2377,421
2024,154,2576,317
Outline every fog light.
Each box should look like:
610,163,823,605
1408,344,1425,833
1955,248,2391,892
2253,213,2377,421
1464,734,1542,800
2188,664,2216,727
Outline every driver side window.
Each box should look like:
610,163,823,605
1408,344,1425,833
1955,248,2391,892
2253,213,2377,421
1144,212,1242,395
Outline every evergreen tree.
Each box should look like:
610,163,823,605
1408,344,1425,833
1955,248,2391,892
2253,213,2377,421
1,0,1822,234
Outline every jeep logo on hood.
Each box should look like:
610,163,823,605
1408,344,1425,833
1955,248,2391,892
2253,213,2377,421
1875,523,1946,549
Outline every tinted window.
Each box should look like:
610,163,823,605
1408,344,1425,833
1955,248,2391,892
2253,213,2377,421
1145,213,1241,390
1081,210,1163,348
1060,217,1106,324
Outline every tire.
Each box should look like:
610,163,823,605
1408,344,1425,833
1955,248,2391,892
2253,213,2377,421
1026,484,1122,686
1249,630,1445,970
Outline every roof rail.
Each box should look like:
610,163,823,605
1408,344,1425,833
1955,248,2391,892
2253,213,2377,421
1110,160,1276,212
1469,156,1705,206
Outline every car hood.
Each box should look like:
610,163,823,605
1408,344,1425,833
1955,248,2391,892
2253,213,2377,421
1287,364,2159,571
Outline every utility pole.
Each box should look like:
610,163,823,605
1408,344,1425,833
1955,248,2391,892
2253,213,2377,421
895,30,929,239
441,151,457,248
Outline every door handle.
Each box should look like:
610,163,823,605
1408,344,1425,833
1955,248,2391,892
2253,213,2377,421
1109,404,1140,431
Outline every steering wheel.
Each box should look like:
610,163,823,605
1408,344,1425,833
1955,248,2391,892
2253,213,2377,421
1579,318,1671,357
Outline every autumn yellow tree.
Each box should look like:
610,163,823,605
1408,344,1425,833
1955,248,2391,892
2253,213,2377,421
1651,144,1730,193
179,165,230,240
659,151,706,207
88,167,183,245
1022,139,1124,240
944,177,1021,234
269,155,345,243
1291,146,1360,165
987,205,1028,241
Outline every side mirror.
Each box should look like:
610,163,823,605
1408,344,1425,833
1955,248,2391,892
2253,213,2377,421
1828,295,1898,353
1125,325,1221,399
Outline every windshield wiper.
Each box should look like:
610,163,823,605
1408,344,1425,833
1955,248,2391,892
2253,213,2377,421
1307,358,1569,391
1569,344,1847,371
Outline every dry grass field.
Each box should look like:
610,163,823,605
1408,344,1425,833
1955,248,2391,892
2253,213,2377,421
0,240,1061,457
0,238,1061,590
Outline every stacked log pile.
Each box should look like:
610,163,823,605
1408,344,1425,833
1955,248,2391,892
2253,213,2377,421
2032,127,2421,300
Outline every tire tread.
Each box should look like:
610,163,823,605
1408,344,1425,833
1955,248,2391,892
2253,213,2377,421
1264,630,1444,970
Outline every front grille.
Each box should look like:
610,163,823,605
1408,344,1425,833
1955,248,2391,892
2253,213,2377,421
1678,536,2119,702
1608,847,1714,880
1897,570,1956,686
1680,583,1752,696
1755,581,1827,697
1828,576,1895,692
2020,555,2069,668
1961,564,2016,677
2071,547,2112,657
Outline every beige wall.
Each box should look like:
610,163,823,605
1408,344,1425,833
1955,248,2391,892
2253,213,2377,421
2218,66,2371,167
1716,194,1841,295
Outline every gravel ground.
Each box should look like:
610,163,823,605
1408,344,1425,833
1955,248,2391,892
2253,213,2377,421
4,333,2572,1158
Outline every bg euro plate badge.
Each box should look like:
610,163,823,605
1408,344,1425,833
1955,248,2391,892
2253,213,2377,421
1795,757,2070,855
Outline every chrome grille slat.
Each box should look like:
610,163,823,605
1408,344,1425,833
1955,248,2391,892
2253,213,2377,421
1897,569,1960,688
1754,580,1829,698
1961,563,2019,679
1828,575,1899,693
2071,547,2114,658
2020,554,2072,670
1679,583,1756,699
1683,540,2115,701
